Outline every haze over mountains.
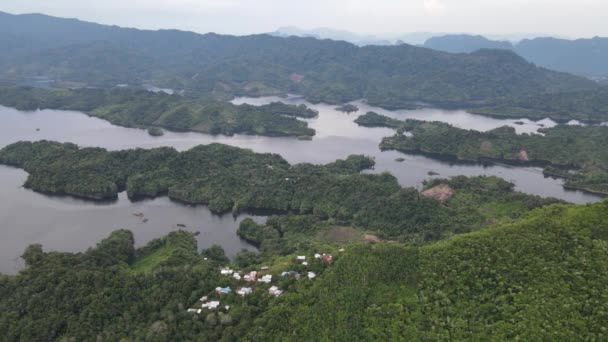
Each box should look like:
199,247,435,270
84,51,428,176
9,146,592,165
424,34,608,78
274,26,608,79
0,11,598,109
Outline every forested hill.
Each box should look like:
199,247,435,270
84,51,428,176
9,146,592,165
0,87,317,137
424,34,608,78
1,199,606,340
0,11,597,108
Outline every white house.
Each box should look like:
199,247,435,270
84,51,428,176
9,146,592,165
258,274,272,283
269,286,283,297
202,301,221,310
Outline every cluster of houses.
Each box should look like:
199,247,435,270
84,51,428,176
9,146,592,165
187,251,336,315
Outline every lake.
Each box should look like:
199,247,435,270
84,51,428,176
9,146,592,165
0,99,602,274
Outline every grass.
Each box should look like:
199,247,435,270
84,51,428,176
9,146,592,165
130,245,175,274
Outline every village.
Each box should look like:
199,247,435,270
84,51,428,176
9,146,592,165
186,251,336,317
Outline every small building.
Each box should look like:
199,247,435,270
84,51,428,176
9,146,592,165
307,272,316,280
258,274,272,283
296,256,306,261
281,270,299,278
321,254,333,264
244,271,258,282
200,296,208,302
302,262,309,266
233,273,242,280
314,253,322,259
187,308,198,313
220,268,234,275
269,286,283,297
202,301,221,310
215,287,232,295
261,266,270,270
237,287,253,297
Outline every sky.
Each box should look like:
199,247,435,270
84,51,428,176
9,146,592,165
1,0,606,39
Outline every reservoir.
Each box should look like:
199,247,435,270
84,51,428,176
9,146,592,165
0,99,601,273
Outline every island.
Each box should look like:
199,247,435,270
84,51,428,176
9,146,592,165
0,140,559,240
354,112,608,195
335,104,359,113
0,87,319,138
147,127,164,137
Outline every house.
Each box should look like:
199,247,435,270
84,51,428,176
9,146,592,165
258,274,272,283
187,308,198,313
281,270,299,278
307,272,316,279
220,268,234,275
233,273,242,280
200,296,208,302
244,271,258,282
215,287,232,295
237,287,253,297
269,286,283,297
202,301,221,310
302,262,309,266
296,256,306,261
314,253,321,259
321,254,333,264
261,266,270,270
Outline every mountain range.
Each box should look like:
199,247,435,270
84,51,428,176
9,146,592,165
0,11,599,108
424,34,608,77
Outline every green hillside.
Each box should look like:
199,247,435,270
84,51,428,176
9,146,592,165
247,201,608,340
1,200,606,341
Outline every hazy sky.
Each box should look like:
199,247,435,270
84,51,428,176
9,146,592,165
1,0,606,38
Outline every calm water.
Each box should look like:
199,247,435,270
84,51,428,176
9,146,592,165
0,100,602,273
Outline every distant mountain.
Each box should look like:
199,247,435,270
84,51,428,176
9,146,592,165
272,26,443,46
271,26,393,46
423,34,608,77
0,11,597,108
516,37,608,77
424,34,514,54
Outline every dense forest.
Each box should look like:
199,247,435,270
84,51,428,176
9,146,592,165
359,112,608,194
0,12,597,108
0,86,317,137
471,86,608,122
1,198,606,340
0,140,559,242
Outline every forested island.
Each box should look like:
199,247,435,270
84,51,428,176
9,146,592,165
355,112,608,195
335,104,359,113
1,196,606,340
0,140,559,242
470,86,608,122
0,87,318,137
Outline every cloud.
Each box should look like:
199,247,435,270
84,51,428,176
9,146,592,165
424,0,446,14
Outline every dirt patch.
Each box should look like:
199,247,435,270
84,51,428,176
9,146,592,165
518,150,530,161
319,226,362,243
421,184,455,203
480,141,493,153
363,234,381,243
289,73,304,83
